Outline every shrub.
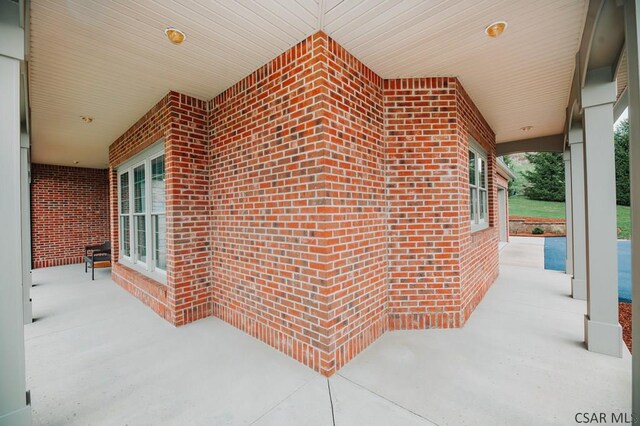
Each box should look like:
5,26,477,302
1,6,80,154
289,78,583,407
615,119,630,206
532,227,544,235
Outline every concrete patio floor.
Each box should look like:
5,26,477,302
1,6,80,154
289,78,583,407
25,238,631,425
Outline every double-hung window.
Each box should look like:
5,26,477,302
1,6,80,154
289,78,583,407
469,138,489,232
118,141,166,280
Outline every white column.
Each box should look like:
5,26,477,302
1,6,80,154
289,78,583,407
624,0,640,416
581,67,623,358
0,0,31,424
563,149,573,276
0,53,31,426
21,133,32,325
569,125,587,300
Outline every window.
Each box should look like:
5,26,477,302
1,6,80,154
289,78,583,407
118,141,166,280
119,173,130,257
469,138,489,231
151,155,166,270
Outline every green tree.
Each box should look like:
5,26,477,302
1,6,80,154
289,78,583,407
523,152,565,201
615,119,630,206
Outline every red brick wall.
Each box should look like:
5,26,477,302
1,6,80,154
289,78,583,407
104,31,499,376
384,78,464,330
31,164,109,269
209,33,389,375
165,94,211,326
384,77,500,330
456,83,500,324
209,34,327,372
321,36,387,372
108,92,211,326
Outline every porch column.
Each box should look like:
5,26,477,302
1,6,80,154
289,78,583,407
581,67,623,358
21,132,32,325
0,0,31,424
624,0,640,415
569,124,587,300
563,149,573,276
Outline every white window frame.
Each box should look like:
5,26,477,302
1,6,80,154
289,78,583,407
118,171,131,262
469,138,489,232
117,140,166,283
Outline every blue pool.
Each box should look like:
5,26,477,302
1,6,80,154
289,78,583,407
544,237,632,302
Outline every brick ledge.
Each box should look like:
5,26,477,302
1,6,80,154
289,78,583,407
112,262,173,324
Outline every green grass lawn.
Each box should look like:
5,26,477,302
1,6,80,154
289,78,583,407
509,196,631,239
509,196,566,219
617,205,631,240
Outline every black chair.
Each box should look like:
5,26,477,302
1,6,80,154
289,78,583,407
84,241,111,280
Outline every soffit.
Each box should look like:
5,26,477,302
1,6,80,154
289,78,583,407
29,0,588,168
324,0,588,145
29,0,316,167
616,49,628,101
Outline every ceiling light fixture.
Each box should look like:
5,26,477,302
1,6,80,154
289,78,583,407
165,28,186,45
485,21,508,38
520,126,533,132
73,161,80,164
81,116,93,123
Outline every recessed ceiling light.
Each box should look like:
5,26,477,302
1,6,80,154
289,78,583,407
485,21,508,38
165,28,186,45
520,126,533,132
73,161,79,164
81,116,93,123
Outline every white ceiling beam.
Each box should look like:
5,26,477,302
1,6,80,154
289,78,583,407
578,0,607,88
318,0,326,32
496,134,565,156
565,0,605,133
615,42,627,80
614,86,628,121
564,0,626,148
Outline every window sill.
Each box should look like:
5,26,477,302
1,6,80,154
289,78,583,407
118,257,167,285
471,223,490,233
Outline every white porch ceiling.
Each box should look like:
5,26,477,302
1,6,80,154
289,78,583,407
29,0,588,168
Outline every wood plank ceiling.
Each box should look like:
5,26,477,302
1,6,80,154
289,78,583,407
29,0,588,168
